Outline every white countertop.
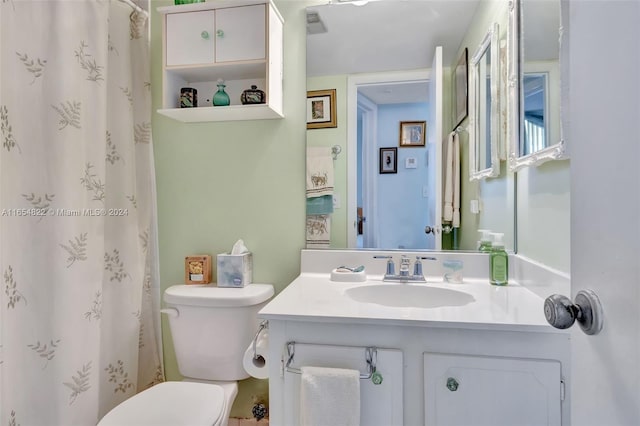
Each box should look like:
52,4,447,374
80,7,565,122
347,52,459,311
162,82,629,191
259,273,563,333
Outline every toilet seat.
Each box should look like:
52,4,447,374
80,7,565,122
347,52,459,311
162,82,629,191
98,381,225,426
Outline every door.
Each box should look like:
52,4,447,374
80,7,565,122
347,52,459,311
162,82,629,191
166,10,215,66
215,4,266,63
427,46,443,250
569,1,639,424
424,353,561,426
347,51,443,249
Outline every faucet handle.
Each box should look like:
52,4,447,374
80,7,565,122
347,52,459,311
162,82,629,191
413,256,437,276
399,255,411,276
373,255,395,276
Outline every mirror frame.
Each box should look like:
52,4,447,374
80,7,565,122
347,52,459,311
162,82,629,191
469,22,500,181
507,0,566,172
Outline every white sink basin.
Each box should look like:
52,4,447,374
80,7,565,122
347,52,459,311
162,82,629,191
345,284,475,308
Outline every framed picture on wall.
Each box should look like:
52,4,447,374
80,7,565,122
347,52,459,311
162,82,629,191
379,147,397,174
454,48,469,128
307,89,337,129
399,121,426,147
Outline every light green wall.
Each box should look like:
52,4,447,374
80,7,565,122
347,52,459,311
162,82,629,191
306,75,348,248
456,0,570,272
456,0,516,252
517,160,570,272
151,0,311,417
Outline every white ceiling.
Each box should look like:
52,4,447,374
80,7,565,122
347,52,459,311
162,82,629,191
306,0,481,78
306,0,481,104
357,81,429,104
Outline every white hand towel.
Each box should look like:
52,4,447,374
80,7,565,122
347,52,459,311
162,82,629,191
443,132,454,222
452,131,461,228
306,214,331,248
307,147,335,198
300,366,360,426
443,131,461,228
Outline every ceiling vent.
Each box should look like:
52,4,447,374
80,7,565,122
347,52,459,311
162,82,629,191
306,11,327,35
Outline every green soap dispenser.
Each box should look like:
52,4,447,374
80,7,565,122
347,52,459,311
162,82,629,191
489,232,508,286
478,229,493,252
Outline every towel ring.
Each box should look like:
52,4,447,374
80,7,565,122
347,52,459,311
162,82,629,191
284,341,377,380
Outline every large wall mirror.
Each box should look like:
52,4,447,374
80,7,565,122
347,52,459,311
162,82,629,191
469,22,500,181
508,0,564,171
306,0,517,253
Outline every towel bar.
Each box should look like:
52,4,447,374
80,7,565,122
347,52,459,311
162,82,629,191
284,341,377,380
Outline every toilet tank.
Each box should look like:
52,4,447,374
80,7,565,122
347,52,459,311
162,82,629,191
163,283,274,381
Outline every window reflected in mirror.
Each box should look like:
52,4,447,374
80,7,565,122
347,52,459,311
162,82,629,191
521,73,548,156
508,0,564,170
469,22,500,181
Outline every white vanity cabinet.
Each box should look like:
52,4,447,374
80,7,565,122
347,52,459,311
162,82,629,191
263,319,569,426
157,0,283,122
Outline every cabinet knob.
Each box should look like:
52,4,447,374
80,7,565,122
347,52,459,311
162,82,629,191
200,31,209,40
446,377,459,392
216,29,224,38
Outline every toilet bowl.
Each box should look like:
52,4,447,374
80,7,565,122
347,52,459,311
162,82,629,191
97,283,274,426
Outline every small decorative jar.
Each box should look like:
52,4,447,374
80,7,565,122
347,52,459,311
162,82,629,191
212,79,230,107
179,87,197,108
241,85,266,105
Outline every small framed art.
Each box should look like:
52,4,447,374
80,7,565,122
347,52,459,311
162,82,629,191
399,121,426,147
307,89,337,129
185,255,211,284
379,147,397,174
454,47,469,127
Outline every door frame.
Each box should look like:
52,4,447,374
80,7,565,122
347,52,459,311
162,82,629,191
357,94,378,248
346,69,431,248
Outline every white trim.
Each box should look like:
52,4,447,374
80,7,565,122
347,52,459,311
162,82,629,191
357,95,378,248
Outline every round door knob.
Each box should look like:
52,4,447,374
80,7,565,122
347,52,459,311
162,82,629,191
446,377,459,392
200,31,209,40
216,29,224,38
544,289,603,335
425,226,434,235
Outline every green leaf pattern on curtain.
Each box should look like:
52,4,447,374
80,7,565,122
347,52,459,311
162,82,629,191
0,1,164,424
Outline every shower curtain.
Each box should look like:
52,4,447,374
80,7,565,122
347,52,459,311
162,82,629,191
0,0,164,424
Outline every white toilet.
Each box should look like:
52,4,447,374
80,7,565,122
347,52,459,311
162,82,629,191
98,283,274,426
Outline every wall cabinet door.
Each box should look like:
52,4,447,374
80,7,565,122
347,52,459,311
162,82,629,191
166,10,215,66
424,353,562,426
215,4,266,63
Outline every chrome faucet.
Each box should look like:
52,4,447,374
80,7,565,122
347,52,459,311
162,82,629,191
374,255,436,282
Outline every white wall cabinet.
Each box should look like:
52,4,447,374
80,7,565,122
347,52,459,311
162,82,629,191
158,0,283,122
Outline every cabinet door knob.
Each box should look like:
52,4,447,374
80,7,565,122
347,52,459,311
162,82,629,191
216,29,224,38
446,377,459,392
200,31,209,40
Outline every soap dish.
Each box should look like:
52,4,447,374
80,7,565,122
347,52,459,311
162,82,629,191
330,268,367,282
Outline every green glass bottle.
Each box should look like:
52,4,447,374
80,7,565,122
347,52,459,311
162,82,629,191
489,232,508,286
212,79,230,107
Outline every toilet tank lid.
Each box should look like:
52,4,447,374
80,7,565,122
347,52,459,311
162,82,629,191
164,284,275,307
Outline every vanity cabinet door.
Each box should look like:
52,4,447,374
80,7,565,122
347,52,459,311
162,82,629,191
215,4,266,63
165,10,215,66
424,353,562,426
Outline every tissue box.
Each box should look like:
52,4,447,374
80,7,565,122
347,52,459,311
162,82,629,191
217,252,252,287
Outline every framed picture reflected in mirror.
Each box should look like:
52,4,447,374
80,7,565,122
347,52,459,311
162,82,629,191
399,121,426,147
379,147,397,174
